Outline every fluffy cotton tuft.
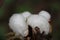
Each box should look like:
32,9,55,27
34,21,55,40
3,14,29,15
22,11,31,21
27,14,50,34
39,10,51,21
9,13,28,37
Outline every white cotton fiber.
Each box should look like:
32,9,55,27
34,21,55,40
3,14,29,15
39,10,51,21
22,11,31,21
9,13,28,37
27,14,50,34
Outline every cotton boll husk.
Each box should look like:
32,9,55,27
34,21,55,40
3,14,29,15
9,13,28,37
27,14,50,34
39,10,51,21
22,11,31,21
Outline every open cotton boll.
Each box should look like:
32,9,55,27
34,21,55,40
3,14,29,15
27,14,50,34
22,11,31,21
39,10,51,21
9,13,28,37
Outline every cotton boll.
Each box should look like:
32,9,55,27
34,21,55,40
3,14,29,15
9,13,28,37
27,14,50,34
22,11,31,21
39,10,51,21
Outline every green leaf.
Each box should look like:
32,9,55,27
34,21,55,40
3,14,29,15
0,25,6,40
15,4,33,13
0,7,5,18
50,3,60,11
4,0,14,5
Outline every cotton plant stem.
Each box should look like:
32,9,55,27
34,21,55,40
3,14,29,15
32,29,35,40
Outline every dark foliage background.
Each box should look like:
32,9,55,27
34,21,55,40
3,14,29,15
0,0,60,40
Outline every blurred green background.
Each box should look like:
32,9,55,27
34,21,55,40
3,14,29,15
0,0,60,40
